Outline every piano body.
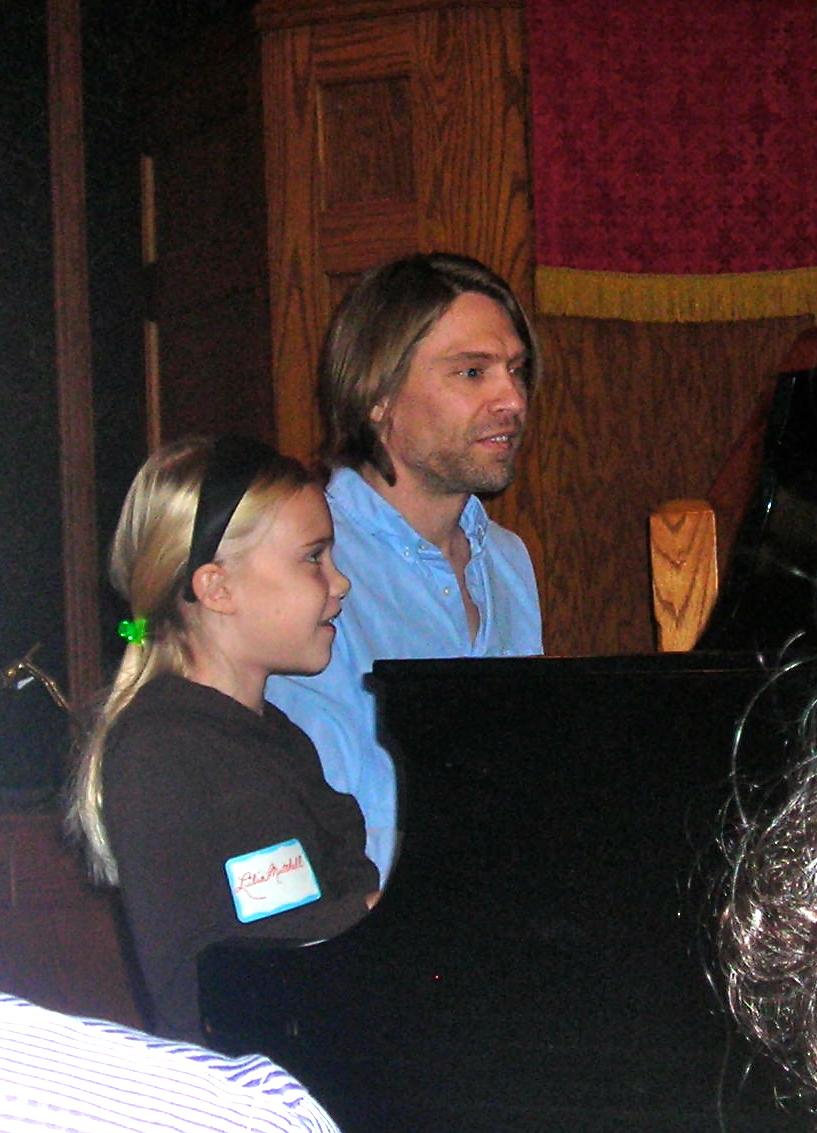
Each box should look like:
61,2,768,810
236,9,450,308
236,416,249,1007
199,360,817,1131
698,360,817,654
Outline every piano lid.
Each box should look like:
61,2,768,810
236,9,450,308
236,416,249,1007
696,364,817,655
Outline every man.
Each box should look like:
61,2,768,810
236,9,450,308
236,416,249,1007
0,992,341,1132
266,253,543,882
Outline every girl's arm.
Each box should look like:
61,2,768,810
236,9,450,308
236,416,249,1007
101,701,376,1039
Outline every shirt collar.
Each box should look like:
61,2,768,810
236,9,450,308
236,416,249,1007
327,466,489,553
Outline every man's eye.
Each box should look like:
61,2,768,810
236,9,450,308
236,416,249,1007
460,366,483,379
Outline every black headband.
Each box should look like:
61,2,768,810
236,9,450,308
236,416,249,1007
183,436,276,603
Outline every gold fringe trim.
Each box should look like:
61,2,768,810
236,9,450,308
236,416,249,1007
535,266,817,322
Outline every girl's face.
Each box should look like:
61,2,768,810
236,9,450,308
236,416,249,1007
226,484,349,677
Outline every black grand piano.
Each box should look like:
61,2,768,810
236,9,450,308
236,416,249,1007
200,364,817,1132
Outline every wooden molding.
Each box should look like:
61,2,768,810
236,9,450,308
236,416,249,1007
255,0,523,32
47,0,100,708
650,499,718,653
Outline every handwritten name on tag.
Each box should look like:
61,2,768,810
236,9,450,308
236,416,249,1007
224,838,321,923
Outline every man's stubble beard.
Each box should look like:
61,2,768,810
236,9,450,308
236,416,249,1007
412,441,521,497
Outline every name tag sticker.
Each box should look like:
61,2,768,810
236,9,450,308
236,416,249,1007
224,838,321,923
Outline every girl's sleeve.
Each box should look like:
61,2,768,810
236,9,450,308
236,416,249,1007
282,723,380,898
104,714,373,959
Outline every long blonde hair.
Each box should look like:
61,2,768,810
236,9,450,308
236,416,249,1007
67,436,310,885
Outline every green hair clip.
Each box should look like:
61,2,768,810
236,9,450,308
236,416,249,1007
117,617,148,647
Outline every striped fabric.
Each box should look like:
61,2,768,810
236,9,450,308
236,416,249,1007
0,994,342,1132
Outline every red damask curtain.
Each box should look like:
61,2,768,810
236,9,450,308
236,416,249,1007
527,0,817,320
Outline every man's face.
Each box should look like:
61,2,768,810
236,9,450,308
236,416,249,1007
374,291,529,497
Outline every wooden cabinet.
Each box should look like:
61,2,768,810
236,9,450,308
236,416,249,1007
141,0,545,598
256,0,535,460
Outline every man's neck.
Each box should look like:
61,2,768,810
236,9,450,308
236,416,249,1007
359,463,468,559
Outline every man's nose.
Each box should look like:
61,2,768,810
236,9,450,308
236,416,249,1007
491,368,527,415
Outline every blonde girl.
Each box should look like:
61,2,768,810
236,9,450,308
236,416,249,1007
68,436,378,1043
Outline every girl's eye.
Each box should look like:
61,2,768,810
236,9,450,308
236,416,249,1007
306,549,323,564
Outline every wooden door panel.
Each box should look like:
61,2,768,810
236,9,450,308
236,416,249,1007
318,202,418,276
319,76,415,207
264,15,424,462
262,2,538,568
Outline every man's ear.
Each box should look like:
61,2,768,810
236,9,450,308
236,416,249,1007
369,398,387,425
190,563,236,613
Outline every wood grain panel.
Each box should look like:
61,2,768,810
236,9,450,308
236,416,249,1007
262,26,326,463
311,11,414,77
319,75,414,207
650,500,718,652
311,20,414,253
327,272,365,311
318,201,417,274
47,0,100,706
409,4,543,612
0,811,143,1028
256,0,525,31
533,314,814,656
264,14,423,461
412,6,531,288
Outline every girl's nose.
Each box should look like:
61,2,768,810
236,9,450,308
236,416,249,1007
330,559,351,599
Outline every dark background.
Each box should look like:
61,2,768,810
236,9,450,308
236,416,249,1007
0,1,250,775
2,11,814,1124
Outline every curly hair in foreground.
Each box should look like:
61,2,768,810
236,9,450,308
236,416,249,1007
718,678,817,1104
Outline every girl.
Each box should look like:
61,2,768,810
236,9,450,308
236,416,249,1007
68,436,379,1044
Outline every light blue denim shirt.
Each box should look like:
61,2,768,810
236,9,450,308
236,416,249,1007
265,467,543,883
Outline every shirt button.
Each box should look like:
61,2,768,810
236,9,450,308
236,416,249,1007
443,586,451,596
403,548,411,558
418,542,427,551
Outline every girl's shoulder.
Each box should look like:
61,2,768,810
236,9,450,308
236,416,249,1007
106,674,225,763
114,672,193,730
111,674,297,756
102,675,259,805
